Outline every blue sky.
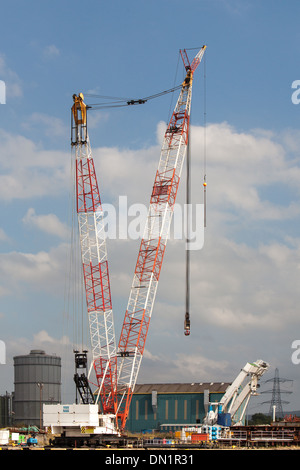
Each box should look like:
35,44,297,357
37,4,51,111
0,0,300,415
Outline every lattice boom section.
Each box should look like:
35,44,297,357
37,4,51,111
78,211,108,265
87,307,116,366
165,109,189,147
82,260,112,312
75,138,117,401
93,355,117,414
119,275,158,353
151,169,180,208
76,153,101,213
134,240,166,283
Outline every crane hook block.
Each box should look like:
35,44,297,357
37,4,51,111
184,312,190,336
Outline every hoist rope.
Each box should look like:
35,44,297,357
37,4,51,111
84,84,182,110
185,130,191,336
185,50,207,335
203,53,207,227
63,150,86,360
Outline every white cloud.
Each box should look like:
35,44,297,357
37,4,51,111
0,243,69,296
43,45,60,58
94,145,158,203
0,129,70,201
0,54,22,98
23,208,70,239
4,330,70,361
0,227,9,242
87,110,109,129
192,122,300,221
172,353,229,381
23,112,68,138
1,120,298,214
138,348,230,383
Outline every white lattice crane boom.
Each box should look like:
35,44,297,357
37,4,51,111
71,94,118,414
115,46,206,429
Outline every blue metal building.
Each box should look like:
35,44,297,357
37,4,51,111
125,382,230,433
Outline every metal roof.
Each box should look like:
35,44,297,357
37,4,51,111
133,382,231,394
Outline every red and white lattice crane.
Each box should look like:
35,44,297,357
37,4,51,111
71,94,118,415
71,46,206,432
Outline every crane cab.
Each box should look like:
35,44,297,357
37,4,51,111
71,93,87,145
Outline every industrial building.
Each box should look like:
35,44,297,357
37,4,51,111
13,349,61,427
125,382,230,433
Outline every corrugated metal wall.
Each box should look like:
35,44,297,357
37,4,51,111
126,387,227,433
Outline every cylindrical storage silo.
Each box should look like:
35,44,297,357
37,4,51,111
13,349,61,427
